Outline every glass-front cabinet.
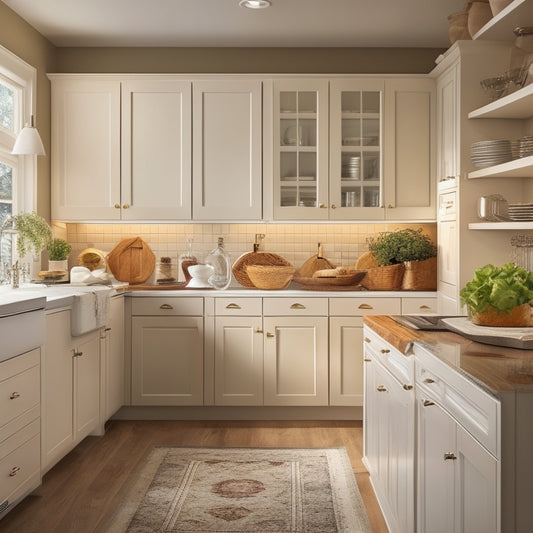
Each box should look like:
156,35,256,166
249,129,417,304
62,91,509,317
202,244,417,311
273,79,329,220
329,79,384,220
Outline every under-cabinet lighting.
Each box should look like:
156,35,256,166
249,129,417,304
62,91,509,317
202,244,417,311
239,0,271,9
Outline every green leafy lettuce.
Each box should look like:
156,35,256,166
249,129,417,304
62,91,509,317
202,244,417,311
460,263,533,315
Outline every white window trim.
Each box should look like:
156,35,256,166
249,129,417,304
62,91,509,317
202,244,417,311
0,44,39,214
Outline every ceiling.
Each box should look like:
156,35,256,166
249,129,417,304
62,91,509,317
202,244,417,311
3,0,467,48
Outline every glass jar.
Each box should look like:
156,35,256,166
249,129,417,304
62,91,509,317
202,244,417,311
178,238,197,283
155,256,178,285
510,27,533,85
205,237,231,290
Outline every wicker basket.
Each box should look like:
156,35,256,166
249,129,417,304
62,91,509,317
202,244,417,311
470,303,533,327
245,265,296,290
361,263,405,291
401,256,437,291
232,252,292,288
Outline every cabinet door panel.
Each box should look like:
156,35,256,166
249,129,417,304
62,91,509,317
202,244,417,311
193,80,262,220
132,316,203,405
105,296,125,420
214,316,263,406
263,316,328,405
51,79,121,220
121,80,192,220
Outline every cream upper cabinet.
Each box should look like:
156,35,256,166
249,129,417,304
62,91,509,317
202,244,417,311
273,78,330,220
193,80,262,220
51,78,121,221
121,79,192,220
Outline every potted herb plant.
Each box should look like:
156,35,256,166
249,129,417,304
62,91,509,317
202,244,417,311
460,263,533,326
47,237,72,273
365,228,437,290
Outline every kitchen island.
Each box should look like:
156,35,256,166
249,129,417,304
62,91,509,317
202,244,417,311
363,315,533,533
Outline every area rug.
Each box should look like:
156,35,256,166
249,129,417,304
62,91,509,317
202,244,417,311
107,446,372,532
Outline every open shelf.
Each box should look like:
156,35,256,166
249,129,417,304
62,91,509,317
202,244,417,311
469,221,533,230
473,0,532,42
468,83,533,120
468,155,533,178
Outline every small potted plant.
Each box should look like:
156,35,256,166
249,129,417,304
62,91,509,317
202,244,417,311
47,237,72,274
460,263,533,326
365,228,437,290
1,211,53,259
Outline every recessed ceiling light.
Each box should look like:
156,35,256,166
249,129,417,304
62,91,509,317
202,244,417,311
239,0,272,9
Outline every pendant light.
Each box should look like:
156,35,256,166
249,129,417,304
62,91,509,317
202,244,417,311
12,114,45,156
239,0,271,9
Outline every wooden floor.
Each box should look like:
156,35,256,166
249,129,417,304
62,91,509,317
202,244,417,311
1,420,388,533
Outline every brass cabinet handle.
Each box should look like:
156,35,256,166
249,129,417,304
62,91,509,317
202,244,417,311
266,332,275,338
363,358,372,362
376,385,387,392
423,400,435,407
387,204,394,209
114,203,120,209
123,204,130,209
380,348,390,354
358,303,373,310
9,466,21,477
424,378,436,384
160,304,174,310
331,204,337,209
9,392,20,400
290,303,306,310
403,384,413,391
364,337,371,343
255,328,263,334
444,453,457,461
419,305,431,310
319,204,327,208
226,303,242,309
105,327,111,332
72,350,83,357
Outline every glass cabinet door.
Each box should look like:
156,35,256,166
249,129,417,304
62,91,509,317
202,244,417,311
330,79,384,220
273,80,329,220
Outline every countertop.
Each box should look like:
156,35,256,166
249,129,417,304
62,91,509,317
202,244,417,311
364,315,533,397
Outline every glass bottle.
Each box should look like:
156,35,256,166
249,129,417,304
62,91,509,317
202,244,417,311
178,238,197,283
205,237,231,290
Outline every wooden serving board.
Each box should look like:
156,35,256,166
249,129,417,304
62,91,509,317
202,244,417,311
107,237,155,284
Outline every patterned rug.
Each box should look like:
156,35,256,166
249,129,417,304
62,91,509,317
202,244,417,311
107,446,372,533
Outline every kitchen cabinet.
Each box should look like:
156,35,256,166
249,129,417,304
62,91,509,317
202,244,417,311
193,80,262,220
363,325,415,533
131,297,203,405
0,349,41,520
415,344,499,533
213,298,263,406
263,298,328,406
101,296,125,421
41,309,102,474
51,77,121,221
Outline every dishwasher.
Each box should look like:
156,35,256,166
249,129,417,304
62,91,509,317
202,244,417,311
0,293,46,519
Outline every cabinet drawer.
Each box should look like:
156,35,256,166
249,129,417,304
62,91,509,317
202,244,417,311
0,351,40,430
330,297,401,317
215,298,262,316
415,345,500,458
263,297,328,316
131,297,203,316
0,423,40,505
401,297,437,315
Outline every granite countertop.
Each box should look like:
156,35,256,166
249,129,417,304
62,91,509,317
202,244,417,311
364,315,533,396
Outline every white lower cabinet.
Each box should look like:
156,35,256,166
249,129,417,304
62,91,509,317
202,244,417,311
363,325,415,533
131,297,204,405
42,309,102,474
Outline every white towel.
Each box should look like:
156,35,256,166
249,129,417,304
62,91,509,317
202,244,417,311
70,286,112,336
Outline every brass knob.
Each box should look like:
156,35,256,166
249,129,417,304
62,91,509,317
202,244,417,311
444,453,457,461
114,204,120,209
123,204,130,209
403,384,413,390
364,337,371,343
377,385,387,392
387,204,394,209
331,204,337,209
255,328,263,334
380,349,390,354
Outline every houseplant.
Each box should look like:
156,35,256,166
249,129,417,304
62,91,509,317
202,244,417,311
460,263,533,326
46,237,72,272
365,228,437,290
2,212,53,259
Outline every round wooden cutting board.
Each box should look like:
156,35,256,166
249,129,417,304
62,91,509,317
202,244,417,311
106,237,156,284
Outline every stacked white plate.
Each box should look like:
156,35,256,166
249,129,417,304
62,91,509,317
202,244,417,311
342,156,361,179
508,203,533,221
519,136,533,158
471,140,512,168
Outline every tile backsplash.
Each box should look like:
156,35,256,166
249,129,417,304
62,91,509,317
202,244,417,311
57,222,437,274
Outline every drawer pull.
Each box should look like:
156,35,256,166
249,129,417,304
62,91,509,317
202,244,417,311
226,303,242,310
403,384,413,391
364,358,372,362
364,337,371,343
444,453,457,461
72,350,83,357
9,466,21,477
160,304,174,310
266,332,275,338
105,327,111,332
419,305,431,310
358,303,373,310
423,400,435,407
9,392,21,400
376,385,387,392
255,328,263,334
380,349,390,354
424,378,436,384
290,303,306,310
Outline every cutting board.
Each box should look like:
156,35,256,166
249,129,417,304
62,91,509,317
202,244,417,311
107,237,156,284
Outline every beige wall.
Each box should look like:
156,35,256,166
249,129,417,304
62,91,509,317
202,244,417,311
0,1,56,220
54,47,444,74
